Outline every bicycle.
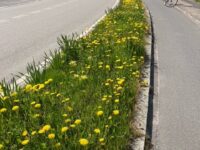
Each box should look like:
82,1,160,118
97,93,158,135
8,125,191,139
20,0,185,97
164,0,178,7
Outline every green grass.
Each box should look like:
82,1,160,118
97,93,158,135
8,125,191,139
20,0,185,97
0,0,148,149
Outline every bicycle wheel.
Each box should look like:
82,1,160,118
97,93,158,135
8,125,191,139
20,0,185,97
164,0,178,7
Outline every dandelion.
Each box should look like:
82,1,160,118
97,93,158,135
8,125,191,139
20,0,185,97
55,142,61,148
94,128,100,134
22,130,28,136
101,97,107,101
48,133,55,139
11,92,17,97
61,127,69,133
105,65,110,70
56,93,61,97
99,138,105,142
12,105,19,111
67,106,73,112
30,101,36,105
80,75,88,80
96,110,104,116
70,124,76,128
62,114,68,117
117,79,125,85
43,125,51,131
31,131,37,136
21,139,29,145
79,138,89,146
0,144,3,149
115,99,120,103
105,125,109,128
74,119,81,125
25,84,32,92
2,96,9,101
13,99,20,103
44,78,53,85
38,129,45,134
38,84,45,90
113,110,120,115
33,114,40,118
65,119,71,123
0,108,7,113
105,82,109,86
69,61,77,67
34,103,41,108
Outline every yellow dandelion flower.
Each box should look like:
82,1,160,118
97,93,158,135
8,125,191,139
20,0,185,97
105,65,110,70
74,119,81,125
117,79,125,85
21,139,29,145
31,131,37,136
101,97,107,101
80,75,88,80
67,106,73,112
38,129,45,134
30,101,36,105
70,124,76,128
64,119,71,123
96,110,104,116
105,83,110,86
61,127,69,133
12,105,19,111
38,84,45,90
33,113,40,118
13,99,20,103
94,128,100,134
113,110,120,115
22,130,28,136
99,138,105,142
11,92,17,97
34,103,41,108
62,114,68,117
25,84,32,92
48,133,55,139
115,99,120,103
117,86,123,91
0,144,3,149
43,125,51,131
55,142,61,148
0,108,7,113
79,138,89,146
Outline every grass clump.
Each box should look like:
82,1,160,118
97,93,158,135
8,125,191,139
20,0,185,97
0,0,148,149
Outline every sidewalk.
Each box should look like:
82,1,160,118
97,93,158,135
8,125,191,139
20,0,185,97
176,0,200,25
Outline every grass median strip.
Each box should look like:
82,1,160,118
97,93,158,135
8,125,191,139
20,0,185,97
0,0,148,149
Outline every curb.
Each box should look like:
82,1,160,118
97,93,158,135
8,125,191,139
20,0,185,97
15,0,120,87
130,4,153,150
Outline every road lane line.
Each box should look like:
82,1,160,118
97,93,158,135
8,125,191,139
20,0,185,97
12,14,28,19
30,10,41,14
43,7,53,10
0,19,8,24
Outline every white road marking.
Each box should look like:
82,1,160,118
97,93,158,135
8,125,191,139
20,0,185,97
0,19,8,24
30,10,41,14
43,7,53,10
12,14,28,19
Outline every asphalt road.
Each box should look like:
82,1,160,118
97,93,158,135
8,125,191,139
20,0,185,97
0,0,116,81
144,0,200,149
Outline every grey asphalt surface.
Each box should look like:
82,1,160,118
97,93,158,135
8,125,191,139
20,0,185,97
0,0,116,81
143,0,200,149
0,0,36,7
